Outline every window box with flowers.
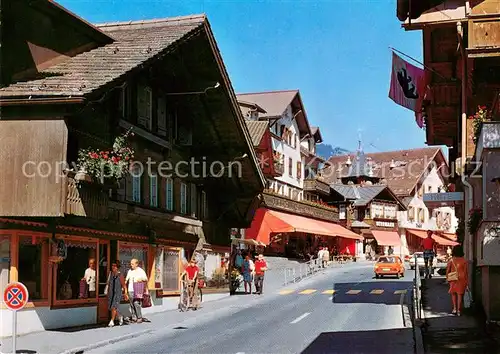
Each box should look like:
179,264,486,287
469,105,491,145
75,128,135,185
468,207,483,235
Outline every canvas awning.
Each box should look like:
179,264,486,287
406,229,459,246
371,230,401,246
245,208,363,245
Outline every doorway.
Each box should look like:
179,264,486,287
97,240,110,323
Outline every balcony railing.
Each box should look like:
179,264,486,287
65,176,109,220
262,190,338,222
303,176,330,195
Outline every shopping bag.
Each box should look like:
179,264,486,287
79,279,89,299
142,293,152,308
464,287,474,309
133,282,145,299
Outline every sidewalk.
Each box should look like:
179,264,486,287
420,276,500,353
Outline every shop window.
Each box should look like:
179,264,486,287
55,238,98,301
153,246,181,294
180,182,187,214
165,177,174,211
118,242,148,279
204,251,229,290
0,235,10,291
18,235,48,300
150,175,158,207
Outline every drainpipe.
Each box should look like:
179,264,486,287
457,21,475,291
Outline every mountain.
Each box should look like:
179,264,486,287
316,143,350,160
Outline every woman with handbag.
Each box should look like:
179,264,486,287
106,261,128,327
446,245,468,316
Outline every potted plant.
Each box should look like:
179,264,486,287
469,105,491,144
76,128,135,185
467,207,483,235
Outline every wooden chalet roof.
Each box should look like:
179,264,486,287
324,147,446,197
245,120,269,147
0,15,206,98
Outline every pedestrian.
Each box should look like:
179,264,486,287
234,249,244,271
322,247,330,268
125,258,148,323
254,254,268,295
81,258,96,298
446,245,468,316
241,254,254,294
106,261,128,327
388,246,394,255
422,230,436,279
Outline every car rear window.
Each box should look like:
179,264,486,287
378,257,396,263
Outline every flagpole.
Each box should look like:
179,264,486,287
389,47,452,81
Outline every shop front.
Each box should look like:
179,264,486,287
406,229,459,256
0,224,205,337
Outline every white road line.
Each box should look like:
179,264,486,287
290,312,310,324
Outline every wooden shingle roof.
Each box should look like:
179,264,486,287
245,120,269,147
0,15,206,98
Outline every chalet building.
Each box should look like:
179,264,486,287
327,146,459,257
0,1,265,336
396,0,500,321
237,92,362,258
325,142,407,259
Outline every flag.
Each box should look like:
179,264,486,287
389,52,425,113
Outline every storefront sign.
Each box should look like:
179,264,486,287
423,192,464,204
375,221,396,228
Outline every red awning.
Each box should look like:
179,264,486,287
371,230,401,246
406,229,459,246
245,208,363,245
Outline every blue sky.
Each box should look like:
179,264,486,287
60,0,427,153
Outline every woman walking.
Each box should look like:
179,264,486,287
107,261,128,327
446,245,468,316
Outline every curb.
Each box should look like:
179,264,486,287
414,280,426,354
58,329,153,354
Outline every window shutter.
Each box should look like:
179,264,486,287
150,175,158,207
166,178,173,211
126,175,134,202
117,179,126,202
190,184,197,217
137,85,152,130
132,175,141,203
157,96,167,137
201,191,207,219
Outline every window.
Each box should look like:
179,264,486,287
408,206,415,222
180,182,187,214
165,177,174,211
365,207,371,219
201,191,207,219
297,162,302,179
55,237,98,301
150,175,158,207
118,242,148,280
190,183,197,217
436,210,442,228
418,208,425,223
427,185,432,193
372,204,383,218
157,96,167,137
118,84,131,119
132,174,141,203
18,234,49,301
137,84,152,130
339,205,346,219
288,187,292,199
288,157,293,176
153,247,181,293
1,235,10,289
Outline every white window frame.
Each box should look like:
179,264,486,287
150,175,158,207
165,177,174,211
180,182,187,215
132,174,141,203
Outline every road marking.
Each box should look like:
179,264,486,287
395,290,407,294
370,289,384,295
279,289,294,295
322,289,335,294
299,289,317,294
346,290,361,295
290,312,310,324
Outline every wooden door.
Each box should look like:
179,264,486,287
97,240,110,323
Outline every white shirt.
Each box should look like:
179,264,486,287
84,268,96,291
126,267,148,293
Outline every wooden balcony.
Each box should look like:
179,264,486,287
262,190,338,222
303,176,330,195
65,176,109,220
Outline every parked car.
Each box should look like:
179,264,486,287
409,252,438,273
374,256,405,279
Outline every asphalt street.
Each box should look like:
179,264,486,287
86,262,415,354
